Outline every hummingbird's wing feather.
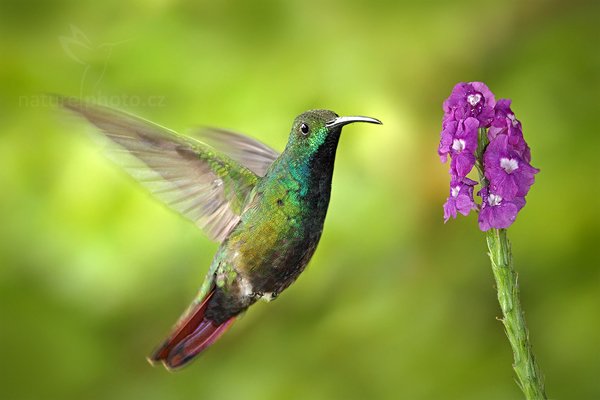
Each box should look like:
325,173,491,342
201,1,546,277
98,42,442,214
191,127,279,177
59,97,259,242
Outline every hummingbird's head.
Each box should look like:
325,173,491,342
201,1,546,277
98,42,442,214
286,109,382,161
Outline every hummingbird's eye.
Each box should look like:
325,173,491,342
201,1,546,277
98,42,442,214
300,123,309,135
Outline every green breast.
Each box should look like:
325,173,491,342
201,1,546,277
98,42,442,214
222,154,329,292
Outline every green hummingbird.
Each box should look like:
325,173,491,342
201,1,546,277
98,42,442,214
59,97,381,369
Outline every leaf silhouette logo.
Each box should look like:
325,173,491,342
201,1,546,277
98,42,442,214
60,25,93,65
59,25,130,98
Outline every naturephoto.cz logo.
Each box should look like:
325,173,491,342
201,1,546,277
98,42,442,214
19,24,166,108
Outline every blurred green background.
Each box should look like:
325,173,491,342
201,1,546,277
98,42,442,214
1,0,599,399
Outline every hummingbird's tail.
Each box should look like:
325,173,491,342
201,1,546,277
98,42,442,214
148,289,236,370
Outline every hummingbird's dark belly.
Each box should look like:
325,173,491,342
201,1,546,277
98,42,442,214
205,176,332,324
253,230,323,296
205,218,323,324
236,207,325,297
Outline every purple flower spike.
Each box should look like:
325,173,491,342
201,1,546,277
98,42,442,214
443,82,496,128
484,135,539,200
443,177,478,222
438,82,537,231
478,188,524,231
438,117,479,177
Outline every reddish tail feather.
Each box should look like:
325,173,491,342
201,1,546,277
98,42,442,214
148,289,236,369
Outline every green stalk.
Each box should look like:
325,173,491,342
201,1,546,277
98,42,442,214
485,228,547,399
476,128,547,399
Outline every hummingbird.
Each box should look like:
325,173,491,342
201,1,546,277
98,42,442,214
59,97,382,369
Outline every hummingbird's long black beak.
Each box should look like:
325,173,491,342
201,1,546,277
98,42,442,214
326,116,382,129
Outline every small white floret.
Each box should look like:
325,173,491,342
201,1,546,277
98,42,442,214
452,139,466,152
488,194,503,206
467,93,482,106
451,186,460,198
500,158,519,174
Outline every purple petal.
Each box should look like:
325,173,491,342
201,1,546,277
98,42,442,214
513,163,539,197
438,120,458,162
471,82,497,109
513,196,526,210
451,152,476,177
489,173,519,200
478,201,519,231
458,117,480,152
443,197,457,222
455,194,476,216
491,202,519,229
488,98,515,141
478,206,493,231
494,98,512,115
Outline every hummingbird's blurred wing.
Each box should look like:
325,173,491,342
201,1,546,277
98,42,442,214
191,128,279,177
59,97,259,242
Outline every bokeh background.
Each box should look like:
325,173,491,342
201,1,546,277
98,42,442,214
1,0,598,399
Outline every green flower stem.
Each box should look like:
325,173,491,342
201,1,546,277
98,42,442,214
485,228,547,399
475,127,546,398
